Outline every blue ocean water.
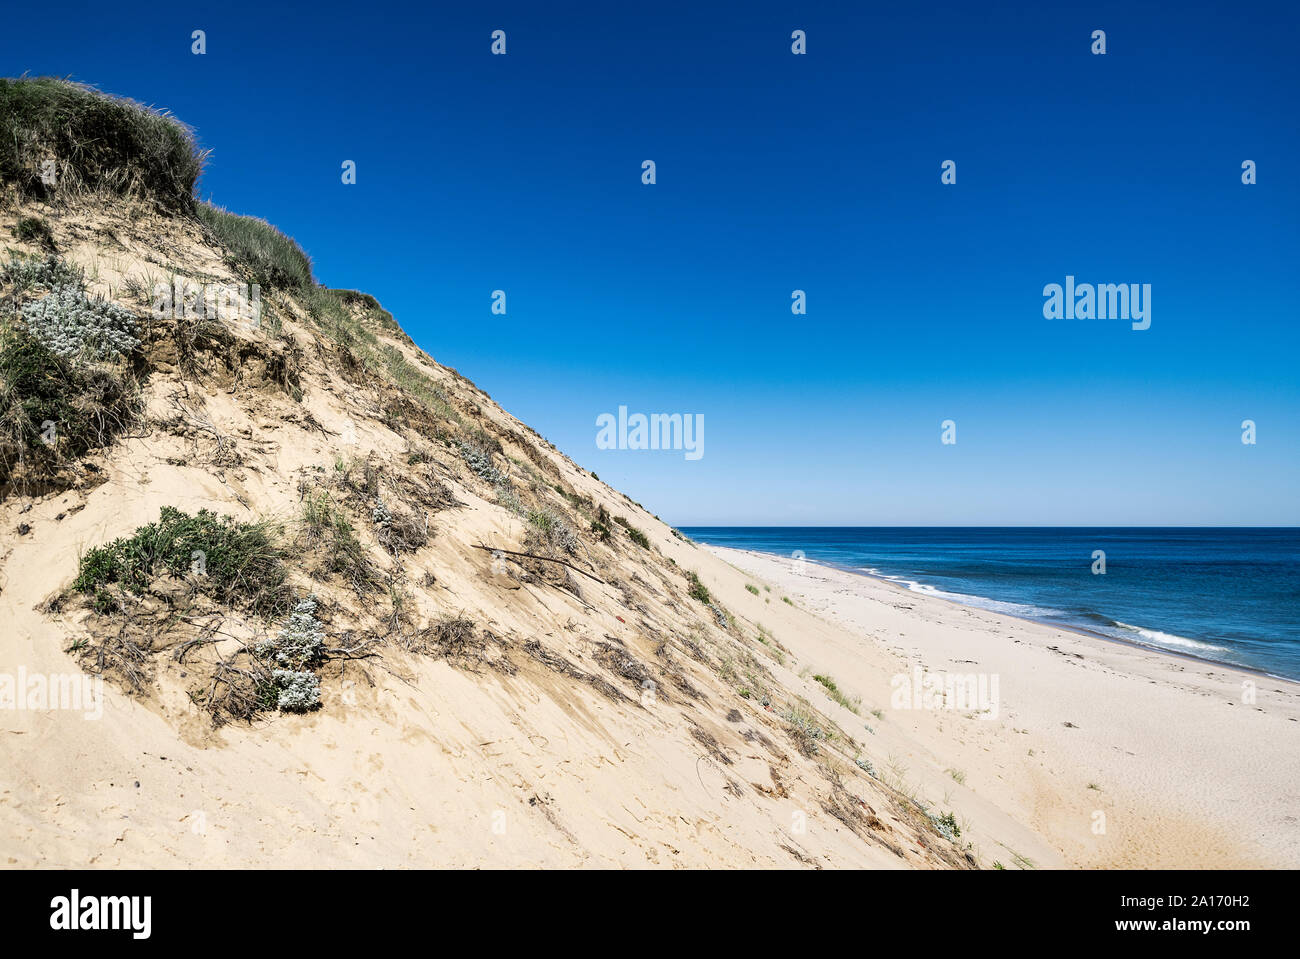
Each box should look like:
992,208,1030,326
680,528,1300,680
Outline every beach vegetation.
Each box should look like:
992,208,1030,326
612,514,649,548
782,706,827,756
73,506,290,615
686,570,710,604
0,76,203,210
255,595,326,670
929,810,961,841
813,673,860,714
0,320,141,494
22,282,140,360
12,216,55,250
195,203,313,291
525,507,578,556
745,583,759,595
270,669,321,712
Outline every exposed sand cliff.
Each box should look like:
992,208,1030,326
0,196,1027,869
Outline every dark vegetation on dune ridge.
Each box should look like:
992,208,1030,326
0,77,455,494
0,76,203,211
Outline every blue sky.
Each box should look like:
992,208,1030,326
5,1,1297,525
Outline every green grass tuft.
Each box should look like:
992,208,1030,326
73,506,290,615
686,570,711,604
195,202,314,291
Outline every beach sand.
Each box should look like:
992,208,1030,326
704,545,1300,868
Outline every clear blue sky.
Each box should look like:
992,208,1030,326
6,1,1297,525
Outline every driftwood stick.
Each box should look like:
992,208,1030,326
473,544,606,585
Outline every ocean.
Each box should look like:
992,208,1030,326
679,527,1300,681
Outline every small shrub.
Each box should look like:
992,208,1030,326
22,284,140,360
0,326,139,491
297,491,381,590
930,811,961,841
525,508,577,556
2,253,85,298
782,707,826,756
12,217,55,250
256,596,325,669
612,515,648,541
73,506,290,615
686,571,710,604
745,584,759,595
272,669,321,712
454,438,504,484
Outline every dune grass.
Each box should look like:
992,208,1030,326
0,76,203,209
194,203,314,291
73,506,290,615
812,673,861,714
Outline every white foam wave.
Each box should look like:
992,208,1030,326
857,568,1064,619
1112,622,1231,655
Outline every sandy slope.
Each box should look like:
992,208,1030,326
707,546,1300,868
2,198,1289,871
0,199,1019,870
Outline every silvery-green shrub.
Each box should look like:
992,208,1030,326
272,669,321,712
2,253,83,293
257,595,325,669
22,283,140,360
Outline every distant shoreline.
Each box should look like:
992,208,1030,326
706,543,1299,687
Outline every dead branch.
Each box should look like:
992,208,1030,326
473,544,606,584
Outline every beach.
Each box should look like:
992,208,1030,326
704,545,1300,868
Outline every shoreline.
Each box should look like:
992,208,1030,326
703,543,1300,868
791,551,1300,687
